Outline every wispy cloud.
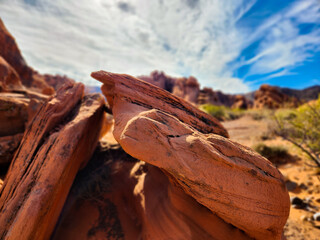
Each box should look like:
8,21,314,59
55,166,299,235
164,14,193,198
243,0,320,78
0,0,254,92
0,0,319,93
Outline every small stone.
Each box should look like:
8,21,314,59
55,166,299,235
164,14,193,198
313,212,320,221
291,196,307,209
286,180,298,192
315,198,320,203
299,183,308,190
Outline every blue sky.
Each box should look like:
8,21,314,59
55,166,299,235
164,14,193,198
0,0,319,93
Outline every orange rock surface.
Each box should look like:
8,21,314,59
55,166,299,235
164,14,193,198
53,142,251,240
0,91,49,165
92,71,290,240
93,71,228,138
0,82,105,239
0,56,23,92
0,133,23,165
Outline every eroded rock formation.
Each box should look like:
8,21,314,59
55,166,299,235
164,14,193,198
0,56,23,92
0,18,76,167
92,71,290,240
53,141,251,240
0,92,48,165
0,18,74,95
232,95,250,109
139,71,252,108
253,84,298,109
138,71,200,104
0,82,105,239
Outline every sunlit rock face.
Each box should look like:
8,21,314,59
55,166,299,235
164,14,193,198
0,18,77,167
91,71,290,240
0,82,105,240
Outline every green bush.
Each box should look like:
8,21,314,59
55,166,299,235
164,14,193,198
199,104,244,121
200,104,225,120
273,96,320,166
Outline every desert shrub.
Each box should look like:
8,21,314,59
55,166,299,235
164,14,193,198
253,143,290,166
245,109,273,121
200,104,225,120
199,104,244,121
273,96,320,166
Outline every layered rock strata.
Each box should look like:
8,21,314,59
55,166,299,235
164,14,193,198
0,18,76,167
92,71,290,240
0,82,105,239
0,91,48,165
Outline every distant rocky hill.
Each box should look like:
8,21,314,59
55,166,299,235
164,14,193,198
280,85,320,102
138,71,320,109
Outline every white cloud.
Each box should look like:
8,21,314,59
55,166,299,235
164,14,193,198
0,0,318,93
244,0,320,78
0,0,254,93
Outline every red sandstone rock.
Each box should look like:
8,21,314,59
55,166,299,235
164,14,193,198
0,133,23,165
94,71,228,137
0,56,23,92
253,84,298,109
197,87,239,107
53,141,252,240
92,71,290,240
0,18,32,85
0,93,29,136
0,18,74,95
0,91,48,166
172,75,200,103
232,94,249,109
139,71,200,104
0,91,48,135
0,82,105,240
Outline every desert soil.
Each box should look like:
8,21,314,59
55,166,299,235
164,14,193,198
223,115,320,240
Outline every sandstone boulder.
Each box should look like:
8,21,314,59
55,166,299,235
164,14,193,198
52,141,251,240
92,71,290,240
96,71,228,138
0,82,105,240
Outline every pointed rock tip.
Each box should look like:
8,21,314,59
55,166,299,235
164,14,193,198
91,70,108,82
91,70,127,85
